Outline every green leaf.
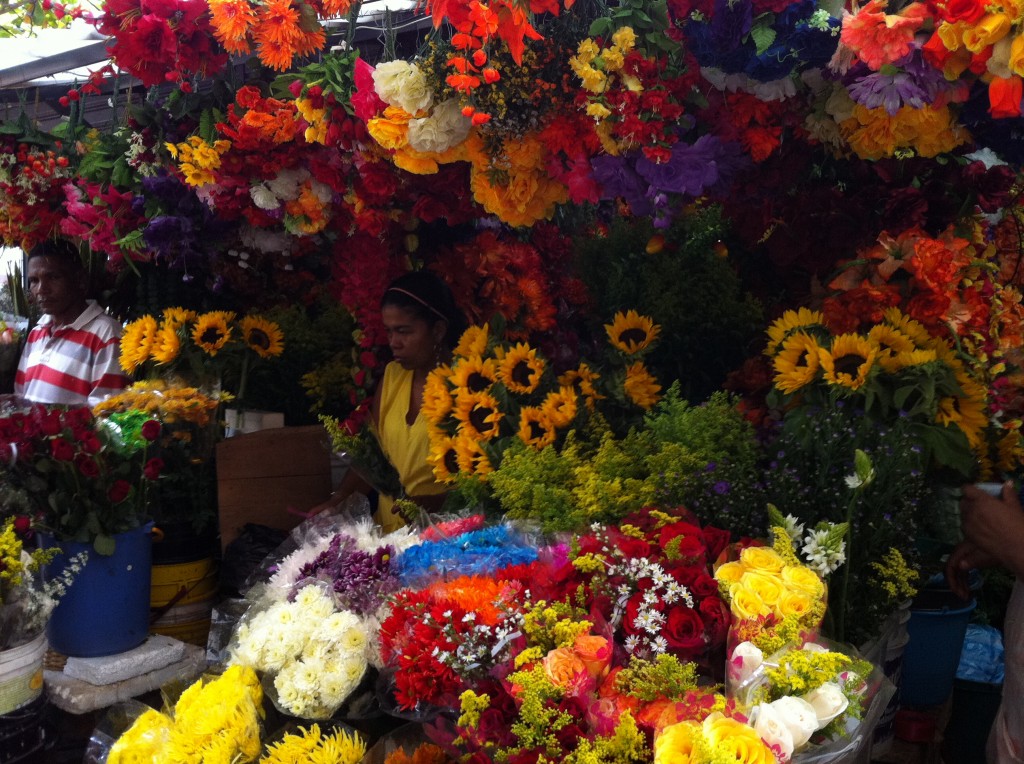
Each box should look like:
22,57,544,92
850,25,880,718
93,534,116,556
750,24,777,55
199,109,215,144
589,17,612,38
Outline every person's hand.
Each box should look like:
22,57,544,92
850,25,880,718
946,540,997,600
958,481,1024,578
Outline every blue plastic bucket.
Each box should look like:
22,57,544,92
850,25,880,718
901,589,976,708
44,523,154,657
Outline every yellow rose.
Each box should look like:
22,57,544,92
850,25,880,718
937,20,967,51
1010,34,1024,77
729,583,772,620
963,13,1012,53
742,571,785,610
780,564,825,597
701,713,776,764
715,560,746,586
654,721,700,764
739,546,785,574
778,589,814,619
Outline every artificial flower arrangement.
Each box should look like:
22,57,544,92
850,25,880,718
0,405,161,554
93,379,227,534
0,126,74,250
119,307,284,406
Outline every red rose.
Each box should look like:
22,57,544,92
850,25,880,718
140,419,161,442
663,606,707,656
615,536,652,560
38,412,61,436
74,454,100,478
701,525,732,563
689,572,721,599
989,76,1023,119
80,433,102,454
107,479,131,504
940,0,986,23
699,595,731,647
50,438,75,461
12,515,31,534
143,457,164,480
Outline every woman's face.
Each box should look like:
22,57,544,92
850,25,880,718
382,304,442,371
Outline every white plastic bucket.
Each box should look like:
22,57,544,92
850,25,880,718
0,633,46,715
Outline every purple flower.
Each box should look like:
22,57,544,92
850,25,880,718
713,481,731,495
591,155,653,215
635,136,724,196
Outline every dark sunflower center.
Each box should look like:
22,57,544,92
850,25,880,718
470,406,495,433
200,327,224,345
833,353,867,376
467,372,490,392
247,328,271,350
529,420,548,440
619,328,647,347
444,448,459,473
512,361,532,387
798,350,813,368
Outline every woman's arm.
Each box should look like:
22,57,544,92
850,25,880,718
959,482,1024,578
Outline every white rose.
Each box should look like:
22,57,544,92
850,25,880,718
729,641,764,685
802,682,849,729
752,703,795,763
372,60,433,114
769,696,819,749
408,98,472,153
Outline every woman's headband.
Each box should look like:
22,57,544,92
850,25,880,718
385,286,449,324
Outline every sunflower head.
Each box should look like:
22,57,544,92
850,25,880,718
240,315,284,359
766,307,826,356
422,369,455,425
772,332,822,394
882,308,933,348
518,406,557,449
120,317,158,374
161,307,197,332
151,324,183,366
192,311,236,357
454,324,490,358
623,361,661,409
449,355,497,394
453,390,504,441
454,434,494,479
497,343,546,395
818,334,876,390
605,310,661,355
541,387,578,429
428,433,462,483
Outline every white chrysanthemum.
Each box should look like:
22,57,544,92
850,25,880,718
267,168,306,200
372,60,433,114
408,98,472,154
249,183,280,210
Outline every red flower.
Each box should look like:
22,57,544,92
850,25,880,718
141,419,162,442
662,606,708,656
699,595,730,646
12,515,31,534
74,454,100,478
143,457,165,480
50,438,75,461
107,479,132,504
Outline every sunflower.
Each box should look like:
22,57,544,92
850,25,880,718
422,369,454,425
151,324,183,366
517,406,557,449
120,317,158,374
427,433,462,483
937,372,989,448
605,310,661,355
884,347,938,373
818,334,877,390
449,355,497,394
765,308,826,355
558,363,605,409
867,324,916,372
454,324,489,358
240,316,284,358
496,343,545,395
772,332,823,394
161,307,197,332
623,362,661,409
453,390,504,441
994,429,1023,474
454,434,494,479
541,387,578,429
192,311,236,357
882,308,932,348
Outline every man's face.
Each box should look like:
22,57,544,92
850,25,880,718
27,255,86,325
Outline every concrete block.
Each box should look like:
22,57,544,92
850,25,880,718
45,643,206,715
63,635,187,686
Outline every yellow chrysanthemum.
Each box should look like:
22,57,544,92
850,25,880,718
541,386,578,429
818,334,877,390
192,311,236,356
240,315,284,358
773,332,823,394
517,406,557,449
623,361,661,409
605,310,660,355
454,434,494,479
427,433,462,483
151,324,183,366
449,355,497,394
453,390,504,441
496,343,545,394
454,324,489,357
766,307,826,356
422,369,454,425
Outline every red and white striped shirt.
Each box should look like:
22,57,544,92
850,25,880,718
15,301,127,408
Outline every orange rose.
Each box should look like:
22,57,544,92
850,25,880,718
573,634,612,680
542,647,589,692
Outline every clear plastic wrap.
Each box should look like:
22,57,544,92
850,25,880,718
84,700,167,764
361,722,452,764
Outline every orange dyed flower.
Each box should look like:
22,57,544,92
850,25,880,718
840,0,929,70
209,0,257,46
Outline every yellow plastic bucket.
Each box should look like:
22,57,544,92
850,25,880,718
150,557,218,609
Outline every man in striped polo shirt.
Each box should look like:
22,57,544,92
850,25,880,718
14,240,127,407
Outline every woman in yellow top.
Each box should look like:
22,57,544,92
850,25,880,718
315,271,466,530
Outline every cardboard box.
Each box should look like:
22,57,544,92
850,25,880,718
216,424,333,550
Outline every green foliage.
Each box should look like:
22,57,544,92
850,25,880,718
574,207,763,402
613,654,701,702
320,415,403,499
